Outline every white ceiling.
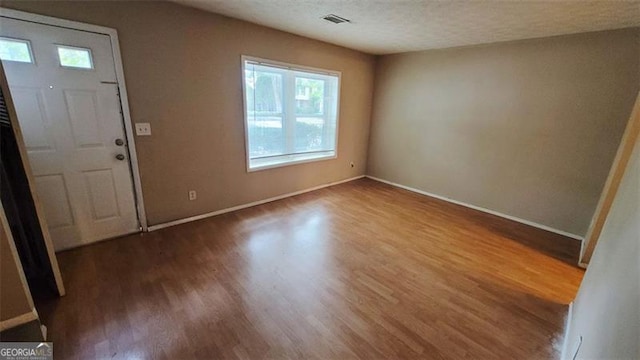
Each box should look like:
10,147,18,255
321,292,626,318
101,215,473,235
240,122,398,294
174,0,640,55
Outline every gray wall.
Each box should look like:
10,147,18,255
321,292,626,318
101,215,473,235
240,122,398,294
368,29,640,237
1,1,376,226
564,136,639,359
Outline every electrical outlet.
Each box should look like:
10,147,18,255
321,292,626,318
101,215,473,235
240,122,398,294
135,122,151,136
188,190,197,201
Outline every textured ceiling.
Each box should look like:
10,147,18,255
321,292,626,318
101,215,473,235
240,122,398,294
174,0,640,55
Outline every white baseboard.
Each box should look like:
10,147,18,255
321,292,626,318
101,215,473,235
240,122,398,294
148,175,365,231
560,301,575,360
365,175,584,241
0,308,38,332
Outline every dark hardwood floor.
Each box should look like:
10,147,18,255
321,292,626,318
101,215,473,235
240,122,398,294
37,178,584,359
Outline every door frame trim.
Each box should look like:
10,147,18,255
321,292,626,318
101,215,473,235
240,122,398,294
579,91,640,264
0,7,148,231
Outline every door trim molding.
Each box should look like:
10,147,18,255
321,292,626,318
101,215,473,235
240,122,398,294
0,7,148,231
560,301,575,360
1,63,66,295
0,308,38,332
579,92,640,264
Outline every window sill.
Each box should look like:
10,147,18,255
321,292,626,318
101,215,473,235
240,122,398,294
248,151,336,172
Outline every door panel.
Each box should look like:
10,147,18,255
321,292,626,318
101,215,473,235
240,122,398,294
1,17,139,250
83,169,120,220
10,87,53,151
64,89,103,148
33,174,74,229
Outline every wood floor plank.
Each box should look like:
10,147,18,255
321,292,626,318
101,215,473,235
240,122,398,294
36,178,583,359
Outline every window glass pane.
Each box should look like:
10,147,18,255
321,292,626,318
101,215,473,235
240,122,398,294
0,37,33,63
243,59,339,170
295,77,324,115
250,70,282,113
295,117,324,152
57,46,93,69
245,65,284,158
294,77,328,152
248,115,285,157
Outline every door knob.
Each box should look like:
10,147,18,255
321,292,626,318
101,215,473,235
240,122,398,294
115,138,125,146
115,154,125,161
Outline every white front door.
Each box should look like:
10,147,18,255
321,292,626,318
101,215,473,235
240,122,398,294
0,17,139,250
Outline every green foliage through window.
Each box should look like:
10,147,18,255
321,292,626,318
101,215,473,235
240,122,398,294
0,38,33,63
295,77,324,115
57,46,93,69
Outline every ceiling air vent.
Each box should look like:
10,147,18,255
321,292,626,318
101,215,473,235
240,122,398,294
322,14,351,24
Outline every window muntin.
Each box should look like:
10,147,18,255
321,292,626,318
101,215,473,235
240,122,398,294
57,45,94,69
0,37,34,63
243,58,340,171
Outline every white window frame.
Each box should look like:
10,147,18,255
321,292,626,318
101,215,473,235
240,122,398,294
241,55,341,172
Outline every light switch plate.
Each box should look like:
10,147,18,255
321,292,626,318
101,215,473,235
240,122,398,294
135,123,151,136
